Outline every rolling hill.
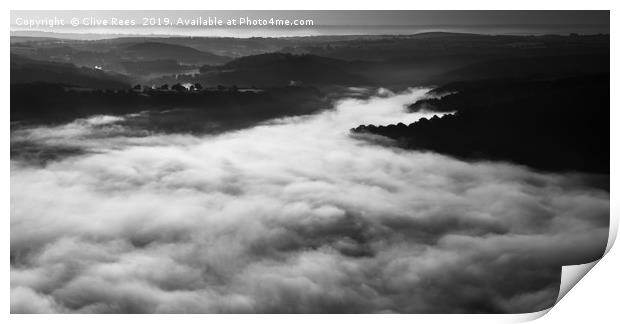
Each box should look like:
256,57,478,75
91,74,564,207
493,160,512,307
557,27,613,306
11,54,130,89
188,53,370,87
119,42,230,65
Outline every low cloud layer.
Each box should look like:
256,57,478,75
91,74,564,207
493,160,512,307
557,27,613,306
10,88,609,313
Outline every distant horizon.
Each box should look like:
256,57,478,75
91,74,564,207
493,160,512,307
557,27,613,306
10,27,611,41
10,10,609,39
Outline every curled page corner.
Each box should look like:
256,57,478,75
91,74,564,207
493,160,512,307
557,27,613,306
515,218,617,322
511,260,600,322
554,210,618,305
556,260,599,303
547,216,617,313
605,209,618,254
513,308,551,323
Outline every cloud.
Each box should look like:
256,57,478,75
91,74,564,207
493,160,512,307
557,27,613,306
10,88,609,313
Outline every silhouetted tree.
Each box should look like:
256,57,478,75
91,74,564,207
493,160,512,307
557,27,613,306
171,83,187,92
159,84,169,90
194,83,203,90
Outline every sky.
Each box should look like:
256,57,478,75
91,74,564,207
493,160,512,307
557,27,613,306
10,10,610,38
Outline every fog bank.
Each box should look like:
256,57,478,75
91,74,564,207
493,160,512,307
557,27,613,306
11,88,609,313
